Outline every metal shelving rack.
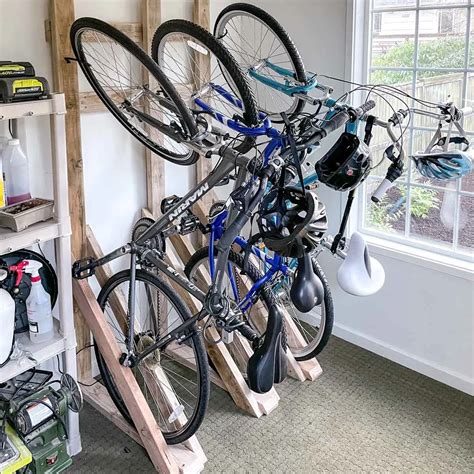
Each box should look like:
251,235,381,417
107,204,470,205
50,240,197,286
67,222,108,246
0,93,81,455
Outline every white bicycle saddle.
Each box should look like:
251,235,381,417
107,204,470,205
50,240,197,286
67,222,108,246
337,232,385,296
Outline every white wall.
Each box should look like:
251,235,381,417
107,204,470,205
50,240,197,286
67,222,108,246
1,0,471,394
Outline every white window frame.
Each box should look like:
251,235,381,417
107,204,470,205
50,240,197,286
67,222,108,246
352,0,474,263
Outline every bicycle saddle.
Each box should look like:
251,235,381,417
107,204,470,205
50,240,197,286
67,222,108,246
247,304,287,394
337,232,385,296
290,252,324,313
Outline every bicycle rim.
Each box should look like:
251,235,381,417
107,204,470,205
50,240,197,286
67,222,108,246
185,249,268,378
152,20,258,153
71,18,198,164
215,8,305,121
95,270,208,444
273,259,332,359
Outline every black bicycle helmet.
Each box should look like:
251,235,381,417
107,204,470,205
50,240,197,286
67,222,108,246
257,187,328,258
315,132,372,191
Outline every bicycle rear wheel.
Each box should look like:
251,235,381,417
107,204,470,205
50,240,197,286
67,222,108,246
71,17,199,165
275,258,334,360
184,246,285,380
151,19,259,154
94,269,209,445
215,3,307,121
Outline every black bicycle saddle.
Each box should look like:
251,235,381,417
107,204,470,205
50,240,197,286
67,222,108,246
247,305,287,394
290,252,325,313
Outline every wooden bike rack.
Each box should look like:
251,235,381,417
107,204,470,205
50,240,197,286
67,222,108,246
46,0,322,469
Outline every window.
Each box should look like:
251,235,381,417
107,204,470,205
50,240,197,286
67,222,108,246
374,12,383,33
439,10,454,33
360,0,473,260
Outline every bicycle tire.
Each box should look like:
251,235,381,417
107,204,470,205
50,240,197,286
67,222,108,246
296,258,334,360
71,17,199,165
94,269,209,445
214,2,307,121
186,246,333,360
151,19,259,154
184,246,287,351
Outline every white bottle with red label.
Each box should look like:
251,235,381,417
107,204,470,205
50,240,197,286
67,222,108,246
24,260,54,343
3,138,31,205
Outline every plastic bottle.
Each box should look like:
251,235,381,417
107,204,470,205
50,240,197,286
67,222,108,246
24,260,53,343
0,268,15,365
0,137,8,207
3,138,31,205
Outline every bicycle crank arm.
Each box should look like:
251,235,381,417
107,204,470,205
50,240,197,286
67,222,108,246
122,102,186,142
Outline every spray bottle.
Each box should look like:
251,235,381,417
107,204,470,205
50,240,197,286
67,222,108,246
0,268,15,365
24,260,53,343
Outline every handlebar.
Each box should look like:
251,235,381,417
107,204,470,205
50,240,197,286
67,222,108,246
372,179,393,203
304,100,376,148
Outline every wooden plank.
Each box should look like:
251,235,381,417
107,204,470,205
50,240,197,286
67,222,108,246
73,278,179,473
193,0,210,31
45,20,143,44
86,226,128,333
142,0,164,217
193,0,212,246
49,0,90,379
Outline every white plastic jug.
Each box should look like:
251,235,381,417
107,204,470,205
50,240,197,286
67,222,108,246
3,138,31,205
0,269,15,365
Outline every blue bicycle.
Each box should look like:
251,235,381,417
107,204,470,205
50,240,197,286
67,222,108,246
150,17,382,363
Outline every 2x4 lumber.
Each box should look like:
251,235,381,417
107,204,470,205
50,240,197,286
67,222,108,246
45,20,143,44
142,0,165,217
49,0,90,379
73,278,178,474
192,0,212,246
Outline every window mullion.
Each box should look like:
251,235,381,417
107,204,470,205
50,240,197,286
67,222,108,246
405,4,421,239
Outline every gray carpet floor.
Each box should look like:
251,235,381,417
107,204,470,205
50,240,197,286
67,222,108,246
73,336,474,473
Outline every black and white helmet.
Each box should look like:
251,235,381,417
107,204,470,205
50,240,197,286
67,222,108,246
257,187,328,258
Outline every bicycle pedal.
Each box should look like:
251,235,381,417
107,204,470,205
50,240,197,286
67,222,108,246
72,257,97,280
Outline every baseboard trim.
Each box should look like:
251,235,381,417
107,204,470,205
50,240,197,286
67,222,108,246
302,312,474,396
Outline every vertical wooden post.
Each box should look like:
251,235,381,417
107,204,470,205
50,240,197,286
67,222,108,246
49,0,90,379
193,0,213,245
142,0,164,217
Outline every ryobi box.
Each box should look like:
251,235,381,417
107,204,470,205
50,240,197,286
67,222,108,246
0,62,36,78
0,61,49,102
0,77,49,103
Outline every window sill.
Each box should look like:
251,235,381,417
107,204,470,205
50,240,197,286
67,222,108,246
362,233,474,280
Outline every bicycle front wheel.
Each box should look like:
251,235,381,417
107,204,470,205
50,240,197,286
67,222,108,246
94,269,209,445
277,258,334,360
71,17,199,165
151,19,259,154
214,3,307,121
